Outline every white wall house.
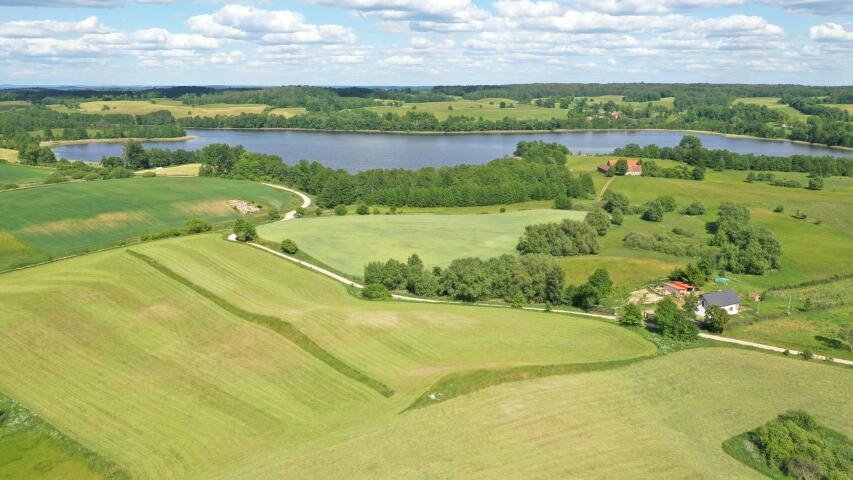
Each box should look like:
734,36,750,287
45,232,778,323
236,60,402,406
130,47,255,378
696,289,740,317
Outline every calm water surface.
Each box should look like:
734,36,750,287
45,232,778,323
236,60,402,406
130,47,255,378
54,129,852,172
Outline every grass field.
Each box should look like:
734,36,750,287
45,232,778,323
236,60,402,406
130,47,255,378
0,177,297,271
366,98,568,122
70,100,268,118
735,97,810,122
582,95,675,109
0,162,52,185
0,234,656,478
257,209,586,277
0,148,19,163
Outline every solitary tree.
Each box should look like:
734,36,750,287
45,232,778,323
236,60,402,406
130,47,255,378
703,305,730,333
280,238,298,254
620,303,644,326
233,219,256,242
585,209,610,236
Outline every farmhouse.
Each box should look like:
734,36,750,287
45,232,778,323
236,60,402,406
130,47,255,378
597,159,642,176
663,280,696,297
696,289,740,317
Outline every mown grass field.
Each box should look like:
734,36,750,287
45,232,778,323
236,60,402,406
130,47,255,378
268,347,852,479
0,234,655,478
68,100,269,118
582,95,675,109
0,148,19,163
258,209,586,277
735,97,810,122
0,162,52,185
365,97,568,122
0,177,297,271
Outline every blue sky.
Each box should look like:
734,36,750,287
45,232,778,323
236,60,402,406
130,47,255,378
0,0,851,86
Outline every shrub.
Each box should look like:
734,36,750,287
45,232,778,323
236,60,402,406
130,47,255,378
516,219,599,256
280,238,298,254
499,207,506,213
671,227,693,237
773,205,784,213
610,209,623,225
372,208,380,215
703,305,730,333
140,171,157,178
620,303,644,326
641,202,664,222
553,193,572,210
356,204,370,215
266,207,281,220
295,206,305,217
800,349,814,360
362,283,391,300
314,207,324,216
233,219,257,242
601,190,629,213
0,183,18,190
334,204,348,216
585,209,610,236
184,218,212,234
682,201,705,215
807,176,824,190
83,173,101,181
43,173,68,184
655,196,677,212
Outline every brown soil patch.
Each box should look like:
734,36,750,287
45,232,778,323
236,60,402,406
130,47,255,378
21,211,148,235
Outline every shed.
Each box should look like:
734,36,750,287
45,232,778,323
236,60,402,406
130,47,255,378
696,289,740,317
663,281,695,297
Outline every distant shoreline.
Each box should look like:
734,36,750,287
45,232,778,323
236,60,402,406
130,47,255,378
41,135,198,147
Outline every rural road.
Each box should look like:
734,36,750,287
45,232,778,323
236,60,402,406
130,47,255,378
236,183,853,368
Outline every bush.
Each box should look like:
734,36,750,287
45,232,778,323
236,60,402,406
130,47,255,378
356,204,370,215
620,303,644,326
334,204,348,216
773,205,784,213
703,305,730,333
267,207,282,220
140,171,157,178
671,227,693,237
807,176,824,190
280,238,298,254
184,218,212,234
655,196,676,212
43,173,68,184
83,173,101,181
362,283,391,300
601,190,630,213
0,183,18,190
610,209,623,225
641,202,664,222
553,193,572,210
314,207,323,216
233,219,257,242
682,201,705,215
516,219,599,256
585,209,610,236
499,207,506,213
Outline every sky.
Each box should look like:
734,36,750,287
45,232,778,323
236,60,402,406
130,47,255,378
0,0,851,86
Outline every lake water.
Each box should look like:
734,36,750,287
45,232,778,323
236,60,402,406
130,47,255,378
54,129,852,172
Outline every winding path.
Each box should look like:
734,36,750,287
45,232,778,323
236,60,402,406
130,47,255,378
239,183,853,367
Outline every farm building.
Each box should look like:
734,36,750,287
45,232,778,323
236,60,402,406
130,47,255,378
597,159,642,176
663,281,696,297
696,289,740,317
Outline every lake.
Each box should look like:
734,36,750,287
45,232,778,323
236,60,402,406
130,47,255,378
53,129,852,172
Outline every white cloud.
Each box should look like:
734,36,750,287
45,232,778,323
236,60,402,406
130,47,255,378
809,23,853,42
0,16,110,38
210,50,245,64
382,54,423,65
695,15,784,37
187,5,356,44
570,0,745,15
493,0,561,17
757,0,853,16
0,0,122,6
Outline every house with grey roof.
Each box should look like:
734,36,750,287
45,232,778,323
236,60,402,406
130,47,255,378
696,289,740,317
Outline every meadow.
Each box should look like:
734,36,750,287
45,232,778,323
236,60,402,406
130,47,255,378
0,234,655,478
257,209,586,277
64,100,269,118
0,234,849,477
0,163,52,185
366,98,568,121
0,177,297,271
734,97,810,122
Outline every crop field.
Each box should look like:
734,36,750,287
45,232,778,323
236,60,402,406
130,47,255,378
0,234,656,478
257,209,586,277
0,177,297,271
136,163,201,176
365,98,568,122
0,148,19,163
735,97,810,122
71,100,269,118
0,163,52,184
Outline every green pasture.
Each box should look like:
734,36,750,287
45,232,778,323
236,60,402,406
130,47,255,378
257,209,586,277
0,177,297,271
735,97,811,122
0,163,52,185
0,234,653,478
73,100,268,118
582,95,675,109
365,98,568,122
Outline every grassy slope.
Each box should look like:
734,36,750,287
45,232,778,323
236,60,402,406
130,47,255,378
243,347,853,479
257,209,586,277
735,97,810,122
0,177,297,271
72,100,268,118
0,162,52,184
0,234,654,478
366,98,568,122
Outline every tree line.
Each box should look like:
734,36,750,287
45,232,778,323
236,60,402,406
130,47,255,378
613,136,850,176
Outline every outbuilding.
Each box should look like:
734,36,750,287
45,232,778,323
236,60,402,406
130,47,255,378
663,281,695,297
696,289,740,317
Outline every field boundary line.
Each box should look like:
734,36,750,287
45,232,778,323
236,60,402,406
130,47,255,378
125,249,395,397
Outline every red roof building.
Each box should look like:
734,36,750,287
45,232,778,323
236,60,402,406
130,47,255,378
663,281,696,296
597,159,642,176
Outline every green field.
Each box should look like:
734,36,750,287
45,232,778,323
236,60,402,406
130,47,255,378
0,234,655,478
735,97,810,122
69,100,269,118
0,177,297,271
366,98,568,121
0,163,52,185
257,209,586,277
